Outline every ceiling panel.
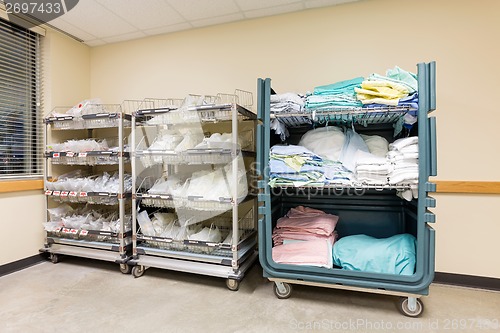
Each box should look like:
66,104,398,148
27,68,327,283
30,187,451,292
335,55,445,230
54,0,137,38
44,0,364,46
95,0,186,30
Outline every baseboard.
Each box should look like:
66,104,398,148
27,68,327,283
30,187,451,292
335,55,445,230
434,272,500,291
0,254,46,277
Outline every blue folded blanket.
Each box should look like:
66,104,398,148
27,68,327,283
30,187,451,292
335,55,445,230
332,233,416,275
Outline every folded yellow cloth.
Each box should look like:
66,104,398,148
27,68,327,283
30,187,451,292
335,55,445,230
355,80,409,105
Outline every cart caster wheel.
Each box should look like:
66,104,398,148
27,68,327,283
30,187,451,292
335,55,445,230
50,254,59,264
226,279,240,291
132,265,145,278
273,282,292,299
119,264,132,274
398,297,424,317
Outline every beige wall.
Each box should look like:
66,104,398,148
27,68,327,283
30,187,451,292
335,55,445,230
0,29,90,265
89,0,500,279
3,0,499,279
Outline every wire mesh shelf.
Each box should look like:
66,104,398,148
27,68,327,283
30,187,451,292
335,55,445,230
269,182,417,191
46,227,132,244
46,104,130,129
272,106,414,127
137,211,256,256
136,149,238,167
46,151,130,165
44,190,130,205
137,193,244,211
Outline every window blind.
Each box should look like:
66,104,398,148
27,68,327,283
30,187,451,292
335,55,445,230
0,17,42,178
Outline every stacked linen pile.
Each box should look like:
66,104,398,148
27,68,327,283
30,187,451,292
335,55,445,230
355,66,418,107
270,92,310,140
305,77,363,111
269,145,325,187
354,150,391,185
387,137,419,200
356,66,419,135
272,206,339,268
353,135,391,185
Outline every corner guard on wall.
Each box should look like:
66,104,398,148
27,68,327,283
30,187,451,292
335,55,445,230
434,181,500,194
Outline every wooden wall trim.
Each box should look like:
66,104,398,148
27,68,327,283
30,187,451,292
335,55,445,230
1,179,499,195
435,181,500,194
0,179,44,193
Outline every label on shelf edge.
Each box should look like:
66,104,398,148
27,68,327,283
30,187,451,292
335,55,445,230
80,230,89,236
62,228,70,233
53,153,60,158
69,191,77,197
52,191,61,196
79,192,88,197
70,229,78,234
45,190,52,195
60,191,69,197
78,152,88,157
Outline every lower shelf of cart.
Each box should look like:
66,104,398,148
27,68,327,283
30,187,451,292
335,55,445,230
40,243,129,263
136,236,256,265
129,250,258,279
46,236,131,251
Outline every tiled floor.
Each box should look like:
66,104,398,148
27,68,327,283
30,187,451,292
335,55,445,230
1,257,499,333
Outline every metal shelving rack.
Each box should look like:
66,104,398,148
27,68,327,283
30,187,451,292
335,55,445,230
40,104,132,273
128,94,258,290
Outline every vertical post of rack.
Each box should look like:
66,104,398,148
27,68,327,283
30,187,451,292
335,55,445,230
131,112,137,259
118,109,126,259
231,103,239,272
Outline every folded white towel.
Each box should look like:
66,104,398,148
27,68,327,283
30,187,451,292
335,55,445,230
354,150,387,166
400,144,418,154
387,151,419,161
389,136,418,151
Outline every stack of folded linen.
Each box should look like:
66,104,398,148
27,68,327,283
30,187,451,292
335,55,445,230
272,206,339,268
323,160,354,185
356,66,418,107
270,92,305,114
269,145,325,187
387,137,419,200
270,92,310,139
354,150,391,185
305,77,364,111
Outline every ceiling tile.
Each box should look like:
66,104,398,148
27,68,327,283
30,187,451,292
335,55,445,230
244,3,305,19
191,13,245,28
166,0,240,21
102,31,148,44
304,0,359,9
235,0,302,11
143,22,193,36
60,0,137,38
49,17,97,41
96,0,186,30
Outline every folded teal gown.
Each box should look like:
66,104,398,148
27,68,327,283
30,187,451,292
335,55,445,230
332,233,416,275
